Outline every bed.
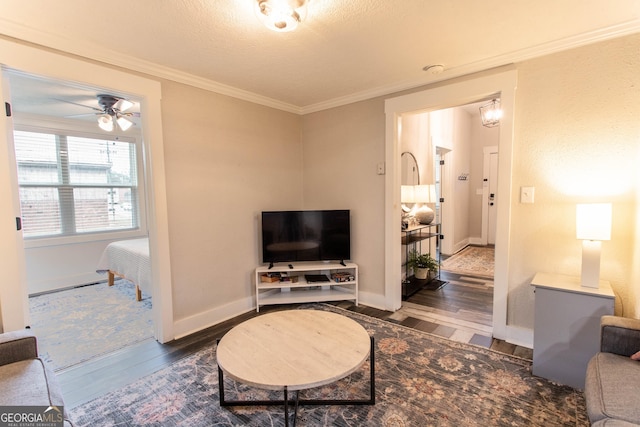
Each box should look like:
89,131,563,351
96,238,151,301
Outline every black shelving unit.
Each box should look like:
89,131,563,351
401,223,444,298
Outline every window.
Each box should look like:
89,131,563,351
13,130,141,239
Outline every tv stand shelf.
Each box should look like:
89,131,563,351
255,262,358,312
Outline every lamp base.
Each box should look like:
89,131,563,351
581,240,601,288
414,205,434,225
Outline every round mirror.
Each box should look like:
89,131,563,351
401,152,419,185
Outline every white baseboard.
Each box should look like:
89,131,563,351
173,296,255,340
358,291,387,311
28,272,104,295
172,292,389,340
468,237,484,246
450,238,470,255
505,325,533,349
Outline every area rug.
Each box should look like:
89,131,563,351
70,304,587,427
28,279,153,371
441,246,495,278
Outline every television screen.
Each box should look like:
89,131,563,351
261,210,351,264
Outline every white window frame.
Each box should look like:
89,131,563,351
13,115,148,249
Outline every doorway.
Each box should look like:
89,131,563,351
6,70,155,368
384,69,517,341
0,38,173,342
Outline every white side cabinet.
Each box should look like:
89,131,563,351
531,272,615,389
255,262,358,312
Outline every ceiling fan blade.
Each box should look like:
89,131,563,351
65,113,100,118
119,111,141,118
53,98,102,112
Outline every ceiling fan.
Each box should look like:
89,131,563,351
96,94,136,131
61,94,138,132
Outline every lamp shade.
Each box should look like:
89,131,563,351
401,185,415,203
576,203,612,241
97,114,114,132
414,184,436,203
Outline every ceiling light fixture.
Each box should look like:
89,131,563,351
479,98,502,128
255,0,308,32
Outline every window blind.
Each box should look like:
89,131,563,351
13,130,140,238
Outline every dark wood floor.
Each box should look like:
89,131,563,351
58,270,532,409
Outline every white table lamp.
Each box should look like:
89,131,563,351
576,203,612,288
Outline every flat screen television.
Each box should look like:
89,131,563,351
261,210,351,266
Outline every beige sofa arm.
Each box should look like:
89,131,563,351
0,330,38,366
600,315,640,357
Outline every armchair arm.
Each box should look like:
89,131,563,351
600,315,640,357
0,330,38,366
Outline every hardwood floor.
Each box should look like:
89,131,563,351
58,270,532,409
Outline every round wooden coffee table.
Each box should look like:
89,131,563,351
216,309,375,426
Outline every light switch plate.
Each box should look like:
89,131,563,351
521,186,535,204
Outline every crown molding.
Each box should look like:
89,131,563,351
1,17,639,116
0,19,302,115
299,19,640,114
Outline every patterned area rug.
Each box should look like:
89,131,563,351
29,279,153,371
70,304,587,427
441,246,495,278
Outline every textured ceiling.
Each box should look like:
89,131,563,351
1,0,640,114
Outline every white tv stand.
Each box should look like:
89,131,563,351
255,261,358,312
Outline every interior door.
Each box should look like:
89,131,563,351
487,152,499,245
0,68,29,331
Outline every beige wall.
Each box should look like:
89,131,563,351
160,81,303,320
508,33,640,323
301,100,386,300
301,33,640,329
3,32,639,337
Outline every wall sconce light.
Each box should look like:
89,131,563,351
576,203,612,288
479,98,502,128
255,0,308,32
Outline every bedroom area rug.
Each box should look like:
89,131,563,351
28,279,153,371
441,246,495,278
70,304,587,427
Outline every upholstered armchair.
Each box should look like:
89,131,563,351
0,330,73,426
584,316,640,426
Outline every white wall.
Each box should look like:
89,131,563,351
449,108,472,253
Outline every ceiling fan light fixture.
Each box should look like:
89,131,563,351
116,115,134,131
97,114,114,132
255,0,307,32
113,98,134,112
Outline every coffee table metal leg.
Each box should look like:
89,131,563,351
293,390,300,427
284,386,289,427
217,336,375,420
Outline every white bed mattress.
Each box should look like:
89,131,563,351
96,238,151,296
